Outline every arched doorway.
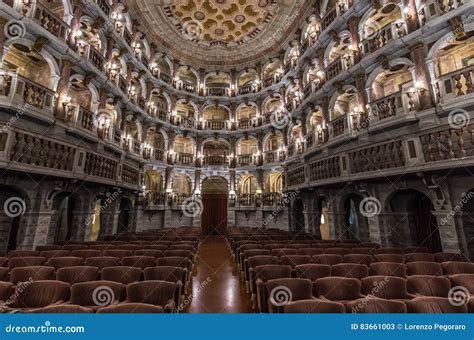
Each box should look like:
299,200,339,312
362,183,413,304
53,193,77,244
292,198,305,232
388,190,442,252
117,198,132,234
201,177,228,235
462,190,474,260
343,194,370,241
0,186,26,252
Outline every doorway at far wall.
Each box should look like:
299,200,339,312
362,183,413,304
201,177,228,235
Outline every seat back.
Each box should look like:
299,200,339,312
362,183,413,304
70,281,124,307
70,250,102,258
362,276,408,299
10,266,55,283
271,249,298,257
8,280,70,308
8,257,46,270
84,257,120,270
376,248,404,255
298,248,323,256
324,248,350,256
103,250,133,258
434,253,467,263
406,262,442,276
254,265,292,282
313,255,342,266
101,266,143,285
407,297,468,313
295,264,332,280
283,300,346,313
442,262,474,275
407,275,451,297
143,266,186,283
97,303,163,313
56,266,100,284
370,262,406,277
315,277,361,301
332,264,369,279
39,250,70,259
405,253,435,263
343,254,373,266
47,257,83,270
266,278,314,302
156,257,191,269
121,256,156,269
348,298,407,313
126,281,177,307
280,256,312,268
374,254,405,263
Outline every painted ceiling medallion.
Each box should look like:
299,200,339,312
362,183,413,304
129,0,312,68
165,0,278,46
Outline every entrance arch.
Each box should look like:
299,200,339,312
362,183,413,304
52,193,79,244
0,186,27,252
461,190,474,260
342,194,370,241
117,198,132,233
201,177,228,235
387,190,442,252
291,198,305,232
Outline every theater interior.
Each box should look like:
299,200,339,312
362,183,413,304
0,0,473,314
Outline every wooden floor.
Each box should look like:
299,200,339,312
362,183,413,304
187,235,253,313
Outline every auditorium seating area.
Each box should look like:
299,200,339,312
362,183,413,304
227,227,474,314
0,227,200,314
1,226,472,314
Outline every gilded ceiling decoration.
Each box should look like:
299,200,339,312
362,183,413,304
164,0,278,47
129,0,313,69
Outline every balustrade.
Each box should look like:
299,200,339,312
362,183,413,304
370,91,407,121
0,72,55,115
418,0,463,25
321,3,348,31
330,114,348,138
174,153,194,166
435,66,474,104
326,55,354,81
203,155,227,166
206,87,229,97
362,22,407,55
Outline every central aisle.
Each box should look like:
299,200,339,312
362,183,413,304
187,235,253,313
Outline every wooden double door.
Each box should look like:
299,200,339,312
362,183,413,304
201,194,228,235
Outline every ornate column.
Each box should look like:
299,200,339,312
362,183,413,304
403,0,419,33
54,59,74,121
68,2,85,48
410,43,435,110
347,16,361,64
0,17,8,67
355,73,368,121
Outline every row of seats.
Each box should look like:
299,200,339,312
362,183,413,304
0,280,180,313
256,275,474,313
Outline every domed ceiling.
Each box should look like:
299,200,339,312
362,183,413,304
129,0,313,69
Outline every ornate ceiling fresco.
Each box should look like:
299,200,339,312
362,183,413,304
129,0,313,69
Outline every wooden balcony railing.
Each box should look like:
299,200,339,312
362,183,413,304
203,155,227,166
369,91,406,121
237,154,253,166
206,87,230,97
28,2,69,41
434,66,474,104
361,22,407,55
174,153,194,166
326,55,354,81
418,0,463,25
205,120,227,130
330,114,349,138
321,3,348,31
0,72,55,115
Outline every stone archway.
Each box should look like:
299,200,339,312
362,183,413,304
201,176,228,235
0,186,27,252
117,198,132,234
